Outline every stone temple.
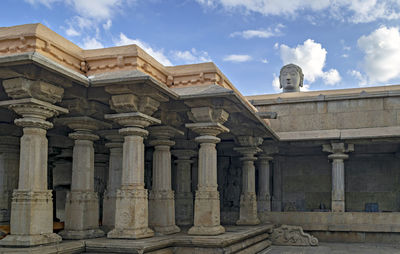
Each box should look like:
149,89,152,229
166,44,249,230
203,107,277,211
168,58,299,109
0,23,399,253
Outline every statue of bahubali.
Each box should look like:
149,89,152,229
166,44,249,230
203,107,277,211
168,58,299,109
279,63,304,92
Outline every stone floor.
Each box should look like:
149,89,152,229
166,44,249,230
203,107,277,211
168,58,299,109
263,243,400,254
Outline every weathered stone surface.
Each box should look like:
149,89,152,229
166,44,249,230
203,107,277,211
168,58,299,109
271,225,318,246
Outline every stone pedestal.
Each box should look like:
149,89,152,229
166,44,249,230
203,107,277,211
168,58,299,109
257,155,273,213
234,137,262,226
105,112,160,239
171,149,196,226
99,130,123,233
148,126,183,235
323,142,354,212
0,99,67,246
0,137,19,223
185,107,229,236
58,117,109,239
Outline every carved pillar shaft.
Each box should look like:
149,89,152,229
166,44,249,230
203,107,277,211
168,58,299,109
58,117,108,240
234,142,261,226
257,156,272,213
102,142,123,232
185,107,229,236
148,126,182,235
105,111,160,240
0,138,19,223
172,149,196,226
323,142,353,213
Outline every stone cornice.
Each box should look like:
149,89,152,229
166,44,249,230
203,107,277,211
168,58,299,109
0,24,241,94
248,85,400,106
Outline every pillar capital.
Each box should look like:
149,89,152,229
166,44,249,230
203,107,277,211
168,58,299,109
323,142,354,155
172,149,197,161
99,129,124,149
105,112,161,129
186,107,230,137
148,125,184,141
2,77,64,104
58,116,112,141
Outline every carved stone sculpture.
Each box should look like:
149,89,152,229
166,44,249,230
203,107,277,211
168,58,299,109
271,225,318,246
279,64,304,93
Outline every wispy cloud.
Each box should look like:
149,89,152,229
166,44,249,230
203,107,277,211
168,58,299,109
196,0,400,24
230,24,284,39
81,37,104,49
223,54,252,63
171,48,211,64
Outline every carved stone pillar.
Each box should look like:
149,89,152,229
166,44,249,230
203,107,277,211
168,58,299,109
186,107,229,236
105,94,163,239
58,117,109,239
171,149,196,226
99,130,123,233
52,148,72,222
0,77,67,246
234,136,262,225
0,137,19,223
257,155,272,213
257,144,278,213
323,142,354,212
148,126,183,234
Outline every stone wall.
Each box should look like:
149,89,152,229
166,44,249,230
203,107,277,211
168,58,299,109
254,96,400,132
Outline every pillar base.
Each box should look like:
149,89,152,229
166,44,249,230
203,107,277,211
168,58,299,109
107,227,154,239
153,225,180,235
175,193,193,226
107,188,154,239
189,190,224,236
102,192,117,232
0,233,61,247
258,195,271,213
188,225,225,235
64,191,101,239
332,200,345,212
149,190,179,235
237,193,260,226
59,228,104,240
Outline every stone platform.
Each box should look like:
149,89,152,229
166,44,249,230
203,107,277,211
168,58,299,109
0,225,273,254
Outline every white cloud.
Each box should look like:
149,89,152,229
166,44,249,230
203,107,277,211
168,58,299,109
103,19,112,30
66,27,80,36
349,70,367,86
341,54,349,58
272,75,280,92
322,69,341,85
279,39,340,85
230,24,284,39
197,0,400,23
116,33,172,66
357,26,400,84
261,59,268,64
82,37,104,49
223,54,252,62
172,48,211,64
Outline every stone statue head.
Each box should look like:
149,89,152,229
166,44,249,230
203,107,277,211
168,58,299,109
279,63,304,92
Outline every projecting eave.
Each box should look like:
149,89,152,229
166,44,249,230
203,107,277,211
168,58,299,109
172,84,279,141
88,69,179,100
0,52,89,86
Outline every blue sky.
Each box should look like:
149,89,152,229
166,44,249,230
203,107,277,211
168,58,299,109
3,0,400,95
